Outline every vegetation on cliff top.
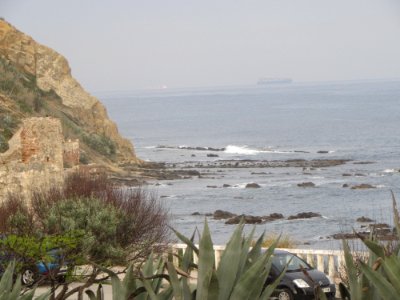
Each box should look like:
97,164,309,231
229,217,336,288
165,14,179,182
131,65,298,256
0,56,118,163
0,172,170,299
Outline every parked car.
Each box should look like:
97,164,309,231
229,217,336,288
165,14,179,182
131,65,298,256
266,250,336,300
1,248,68,286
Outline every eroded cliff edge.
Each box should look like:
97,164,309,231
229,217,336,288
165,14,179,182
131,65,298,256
0,20,140,169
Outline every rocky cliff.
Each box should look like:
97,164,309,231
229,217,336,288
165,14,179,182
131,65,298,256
0,20,140,167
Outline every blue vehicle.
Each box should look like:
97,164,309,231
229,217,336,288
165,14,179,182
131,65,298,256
1,249,68,286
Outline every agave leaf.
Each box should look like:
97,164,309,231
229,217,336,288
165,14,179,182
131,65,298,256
9,274,22,300
342,240,362,300
244,231,264,272
101,267,125,300
0,260,14,293
140,276,161,300
359,260,398,300
208,270,220,300
380,255,400,295
157,285,174,300
153,257,167,294
167,262,185,300
85,290,99,300
229,246,274,300
122,264,137,299
363,239,385,258
171,227,200,256
260,264,288,300
237,227,255,276
196,219,215,300
182,276,193,300
216,222,244,300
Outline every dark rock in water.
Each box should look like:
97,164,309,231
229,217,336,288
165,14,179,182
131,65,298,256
353,161,375,165
213,210,237,220
357,216,375,222
355,173,366,177
207,153,219,157
342,184,349,188
263,213,284,221
317,150,329,154
205,213,213,217
222,184,231,188
160,195,169,198
187,170,201,176
351,184,376,189
297,182,316,188
342,173,352,177
191,154,196,157
207,185,218,188
251,172,267,175
245,183,261,188
288,212,321,220
191,212,201,216
225,215,264,225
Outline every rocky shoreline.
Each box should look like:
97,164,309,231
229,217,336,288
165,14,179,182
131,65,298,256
191,209,322,225
111,158,352,184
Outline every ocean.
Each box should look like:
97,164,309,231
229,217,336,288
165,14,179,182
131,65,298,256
98,80,400,249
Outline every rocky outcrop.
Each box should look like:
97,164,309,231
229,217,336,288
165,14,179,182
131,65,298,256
351,184,376,190
287,212,321,220
245,183,261,188
213,210,237,220
356,216,375,223
297,182,316,188
0,20,139,164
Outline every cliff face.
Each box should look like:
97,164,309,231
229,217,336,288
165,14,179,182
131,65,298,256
0,20,139,165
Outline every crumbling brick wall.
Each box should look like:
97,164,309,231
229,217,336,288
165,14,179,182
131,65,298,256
0,117,66,201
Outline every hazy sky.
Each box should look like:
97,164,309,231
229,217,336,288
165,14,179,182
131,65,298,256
2,1,400,92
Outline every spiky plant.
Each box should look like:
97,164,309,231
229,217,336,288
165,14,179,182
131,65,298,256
0,261,50,300
339,191,400,300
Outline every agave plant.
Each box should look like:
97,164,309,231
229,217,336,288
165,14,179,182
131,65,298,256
86,220,286,300
339,191,400,300
0,261,50,300
146,219,286,300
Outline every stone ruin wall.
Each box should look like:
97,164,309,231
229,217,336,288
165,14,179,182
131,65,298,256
63,139,80,168
0,117,77,202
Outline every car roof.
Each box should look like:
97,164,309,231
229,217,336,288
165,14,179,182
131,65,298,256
272,249,292,255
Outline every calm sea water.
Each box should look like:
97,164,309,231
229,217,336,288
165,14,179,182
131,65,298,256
98,81,400,249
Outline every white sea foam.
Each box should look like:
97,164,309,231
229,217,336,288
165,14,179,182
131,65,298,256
224,145,260,155
383,169,398,173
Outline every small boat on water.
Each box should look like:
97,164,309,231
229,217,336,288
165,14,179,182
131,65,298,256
257,78,293,85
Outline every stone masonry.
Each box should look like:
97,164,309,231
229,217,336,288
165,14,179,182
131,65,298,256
0,117,73,202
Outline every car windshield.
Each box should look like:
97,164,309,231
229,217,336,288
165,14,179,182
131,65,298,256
272,253,311,273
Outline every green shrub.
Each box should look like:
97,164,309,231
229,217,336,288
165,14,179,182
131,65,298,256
82,133,116,158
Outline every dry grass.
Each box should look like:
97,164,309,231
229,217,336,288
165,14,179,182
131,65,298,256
257,233,297,249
